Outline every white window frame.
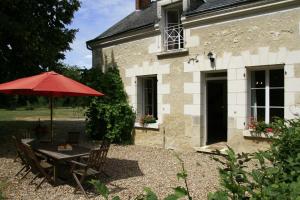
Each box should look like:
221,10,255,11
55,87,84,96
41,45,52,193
142,77,157,118
137,76,158,120
250,68,284,123
163,7,184,51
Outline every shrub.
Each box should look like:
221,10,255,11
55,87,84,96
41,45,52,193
209,118,300,200
85,63,135,143
85,100,135,143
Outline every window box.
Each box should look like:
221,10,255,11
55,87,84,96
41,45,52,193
243,129,274,138
134,122,159,129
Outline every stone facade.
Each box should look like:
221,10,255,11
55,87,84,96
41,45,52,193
90,1,300,152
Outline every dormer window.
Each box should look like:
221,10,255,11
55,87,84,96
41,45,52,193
164,7,184,51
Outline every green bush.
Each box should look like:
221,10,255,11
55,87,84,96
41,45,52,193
209,118,300,200
85,63,135,143
85,101,135,143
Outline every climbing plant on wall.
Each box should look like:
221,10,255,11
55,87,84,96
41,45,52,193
85,62,135,143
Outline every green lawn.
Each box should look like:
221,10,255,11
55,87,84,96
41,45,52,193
0,107,85,121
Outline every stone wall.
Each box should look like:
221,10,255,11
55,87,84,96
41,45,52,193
93,6,300,152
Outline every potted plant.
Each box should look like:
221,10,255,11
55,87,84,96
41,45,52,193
247,117,273,137
140,115,156,127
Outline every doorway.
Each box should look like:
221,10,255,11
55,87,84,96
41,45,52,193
206,78,227,145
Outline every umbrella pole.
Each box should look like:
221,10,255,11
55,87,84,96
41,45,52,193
50,96,53,143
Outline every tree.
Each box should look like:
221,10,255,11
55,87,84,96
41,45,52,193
0,0,80,82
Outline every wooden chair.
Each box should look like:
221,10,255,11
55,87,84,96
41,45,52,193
12,136,31,177
21,143,54,190
66,132,80,145
81,140,111,161
70,142,110,198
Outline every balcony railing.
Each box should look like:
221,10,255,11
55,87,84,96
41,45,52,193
164,24,184,51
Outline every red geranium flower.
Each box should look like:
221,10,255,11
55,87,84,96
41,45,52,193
265,128,273,133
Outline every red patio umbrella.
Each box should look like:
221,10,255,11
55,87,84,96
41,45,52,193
0,71,104,142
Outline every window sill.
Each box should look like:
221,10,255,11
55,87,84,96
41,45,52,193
157,48,189,59
243,130,273,139
134,122,159,130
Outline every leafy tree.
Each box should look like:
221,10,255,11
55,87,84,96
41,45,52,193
0,0,80,82
0,0,80,107
54,64,88,107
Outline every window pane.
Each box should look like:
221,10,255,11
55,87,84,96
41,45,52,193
167,10,180,25
144,79,153,115
251,89,265,106
143,77,158,119
270,89,284,107
251,71,265,88
251,107,265,122
270,69,284,87
270,108,284,122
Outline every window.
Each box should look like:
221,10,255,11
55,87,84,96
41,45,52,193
137,76,158,119
250,69,284,123
164,8,184,51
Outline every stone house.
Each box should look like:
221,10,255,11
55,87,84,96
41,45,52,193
87,0,300,152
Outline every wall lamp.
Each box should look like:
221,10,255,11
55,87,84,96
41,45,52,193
207,52,215,63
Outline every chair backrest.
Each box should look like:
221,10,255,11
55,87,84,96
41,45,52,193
21,144,52,181
12,136,27,164
87,141,110,172
100,140,110,151
12,136,21,153
66,132,80,145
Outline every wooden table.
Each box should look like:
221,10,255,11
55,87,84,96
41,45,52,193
22,139,90,183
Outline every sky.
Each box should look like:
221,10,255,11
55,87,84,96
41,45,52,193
63,0,135,68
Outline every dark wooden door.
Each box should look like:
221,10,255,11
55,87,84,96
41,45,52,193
207,80,227,145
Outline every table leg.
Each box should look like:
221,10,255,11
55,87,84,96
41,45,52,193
53,165,57,183
52,160,58,184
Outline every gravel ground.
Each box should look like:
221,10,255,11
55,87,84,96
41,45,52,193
0,145,221,200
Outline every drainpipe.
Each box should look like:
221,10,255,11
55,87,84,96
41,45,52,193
163,127,166,149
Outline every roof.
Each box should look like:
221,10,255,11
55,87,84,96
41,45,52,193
88,1,158,43
88,0,269,44
185,0,263,16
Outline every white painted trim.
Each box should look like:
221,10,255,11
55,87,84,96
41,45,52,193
248,67,285,123
265,70,270,123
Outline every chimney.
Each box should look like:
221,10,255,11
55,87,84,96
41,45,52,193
136,0,151,10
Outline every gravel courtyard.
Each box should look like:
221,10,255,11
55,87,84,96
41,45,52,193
0,145,221,200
